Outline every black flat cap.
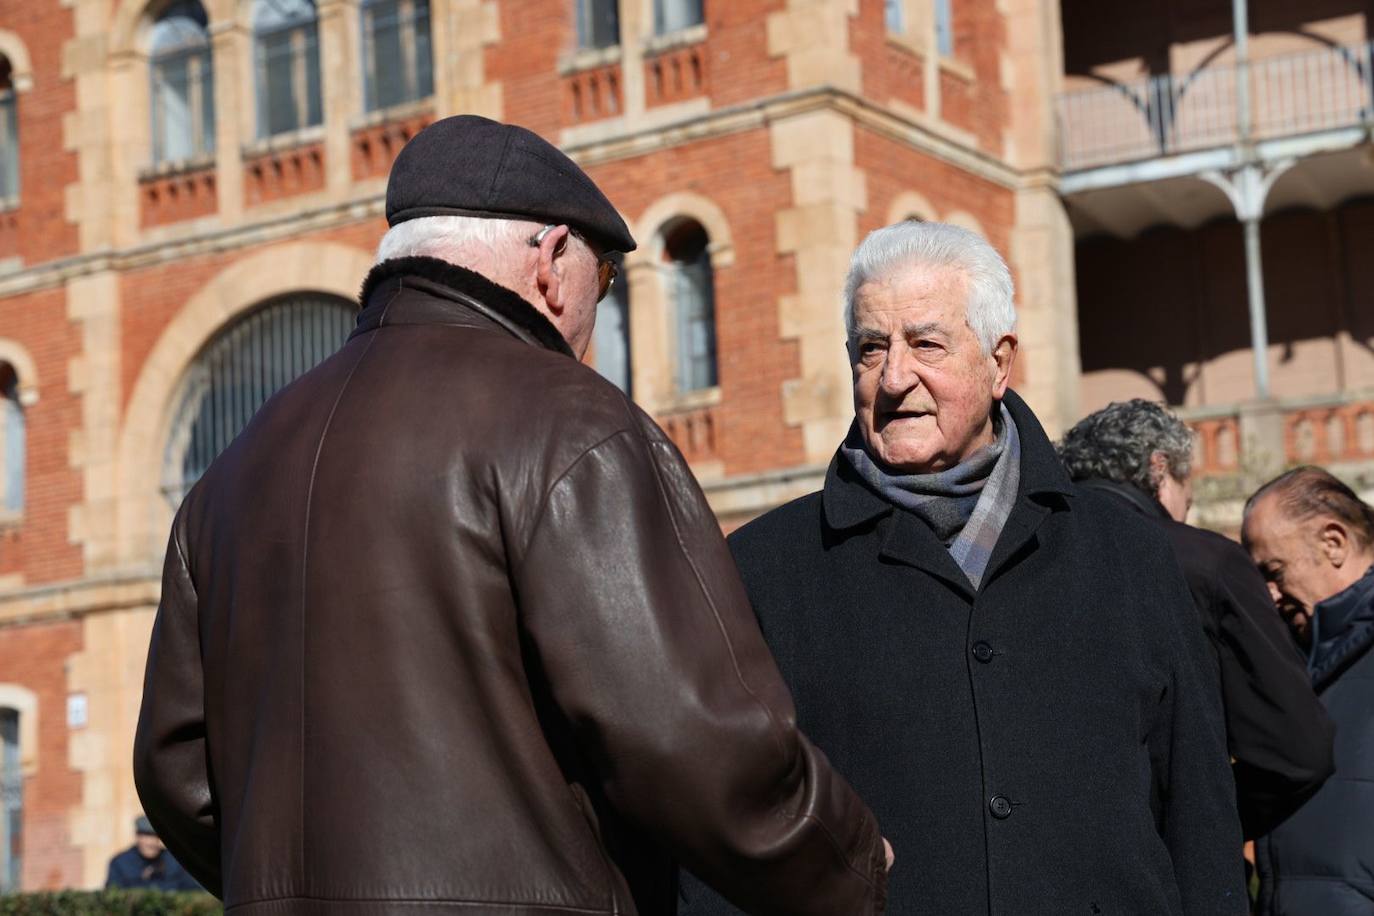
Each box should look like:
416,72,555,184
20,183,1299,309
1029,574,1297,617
386,115,636,253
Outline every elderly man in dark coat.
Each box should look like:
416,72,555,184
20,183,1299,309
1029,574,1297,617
134,116,889,916
1243,467,1374,915
1059,400,1334,839
682,221,1246,916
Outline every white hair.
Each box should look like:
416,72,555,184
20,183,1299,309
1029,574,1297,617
373,214,539,265
842,220,1016,354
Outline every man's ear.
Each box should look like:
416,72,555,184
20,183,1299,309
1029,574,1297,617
535,225,572,315
1320,521,1351,568
990,334,1018,398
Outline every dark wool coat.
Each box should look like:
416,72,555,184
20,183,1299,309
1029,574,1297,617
1077,479,1335,839
1256,565,1374,915
681,391,1246,916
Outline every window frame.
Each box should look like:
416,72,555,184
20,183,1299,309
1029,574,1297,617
0,707,20,895
148,2,216,165
360,0,435,113
653,0,704,37
0,61,19,208
0,366,22,519
252,0,324,140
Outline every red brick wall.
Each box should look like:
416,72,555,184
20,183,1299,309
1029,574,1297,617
118,221,385,413
0,285,83,585
853,0,1009,156
0,619,83,891
0,0,80,266
586,127,806,475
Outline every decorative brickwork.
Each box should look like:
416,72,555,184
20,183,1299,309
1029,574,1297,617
243,142,327,208
138,165,217,229
562,62,623,124
645,43,708,108
661,405,719,464
350,110,435,182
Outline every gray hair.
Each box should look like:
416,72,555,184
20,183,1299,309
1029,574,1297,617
842,221,1016,354
374,215,538,265
1057,399,1194,495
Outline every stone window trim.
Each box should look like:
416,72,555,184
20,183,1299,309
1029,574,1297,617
240,122,327,160
360,0,435,114
138,152,217,183
0,686,36,778
642,22,707,57
348,96,435,131
559,43,624,77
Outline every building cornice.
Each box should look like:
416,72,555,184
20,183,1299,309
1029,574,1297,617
0,571,160,629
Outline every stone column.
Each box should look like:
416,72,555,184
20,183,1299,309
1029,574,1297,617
317,0,357,195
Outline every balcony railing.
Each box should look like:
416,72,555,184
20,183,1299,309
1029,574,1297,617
1058,40,1374,171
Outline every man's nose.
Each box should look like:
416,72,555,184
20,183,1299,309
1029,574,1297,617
1267,581,1282,606
879,347,919,395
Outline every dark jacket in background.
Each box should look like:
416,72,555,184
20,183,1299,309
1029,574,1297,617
682,391,1246,916
1256,564,1374,915
1077,478,1335,838
106,847,201,892
133,258,887,916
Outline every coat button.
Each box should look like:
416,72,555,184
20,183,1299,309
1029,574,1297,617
972,641,995,663
989,795,1013,819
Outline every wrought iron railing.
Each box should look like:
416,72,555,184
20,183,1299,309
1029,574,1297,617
1058,40,1374,171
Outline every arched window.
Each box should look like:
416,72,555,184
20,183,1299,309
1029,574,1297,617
150,1,215,163
0,365,21,516
576,0,620,49
654,0,703,35
0,57,17,205
0,707,19,894
593,254,630,394
361,0,433,112
253,0,322,139
663,219,717,393
162,293,354,504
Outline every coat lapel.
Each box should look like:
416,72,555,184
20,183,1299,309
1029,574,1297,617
879,510,977,599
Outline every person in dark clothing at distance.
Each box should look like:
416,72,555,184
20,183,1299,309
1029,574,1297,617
1058,399,1335,839
106,816,201,892
1243,467,1374,915
682,220,1245,916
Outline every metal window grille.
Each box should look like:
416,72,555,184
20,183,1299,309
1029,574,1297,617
884,0,905,33
1,369,22,515
593,255,631,394
934,0,952,56
150,3,215,163
253,0,322,138
362,0,434,112
162,294,355,506
0,709,20,895
576,0,620,50
654,0,703,36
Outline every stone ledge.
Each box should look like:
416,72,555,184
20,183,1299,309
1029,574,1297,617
0,572,160,628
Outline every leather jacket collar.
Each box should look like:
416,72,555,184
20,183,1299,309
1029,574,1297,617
354,256,575,358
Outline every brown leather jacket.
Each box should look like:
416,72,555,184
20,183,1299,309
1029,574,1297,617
134,257,888,916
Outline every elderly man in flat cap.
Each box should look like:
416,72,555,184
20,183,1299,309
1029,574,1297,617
134,116,889,916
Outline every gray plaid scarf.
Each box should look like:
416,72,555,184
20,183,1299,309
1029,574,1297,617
840,404,1021,589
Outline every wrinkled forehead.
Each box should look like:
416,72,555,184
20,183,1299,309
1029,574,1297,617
1244,493,1309,556
852,262,970,328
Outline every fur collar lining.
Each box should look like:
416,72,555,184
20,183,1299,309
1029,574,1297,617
358,256,574,358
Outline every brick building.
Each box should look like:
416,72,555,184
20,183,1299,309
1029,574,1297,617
0,0,1366,893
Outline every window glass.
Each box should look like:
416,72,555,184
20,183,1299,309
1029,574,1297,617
0,58,18,203
884,0,905,33
151,4,215,164
253,0,322,138
664,221,717,393
162,294,354,505
362,0,434,112
935,0,953,55
593,255,631,394
0,708,20,894
654,0,703,36
1,366,21,515
576,0,620,49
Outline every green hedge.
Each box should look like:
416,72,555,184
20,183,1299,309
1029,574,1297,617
0,891,221,915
